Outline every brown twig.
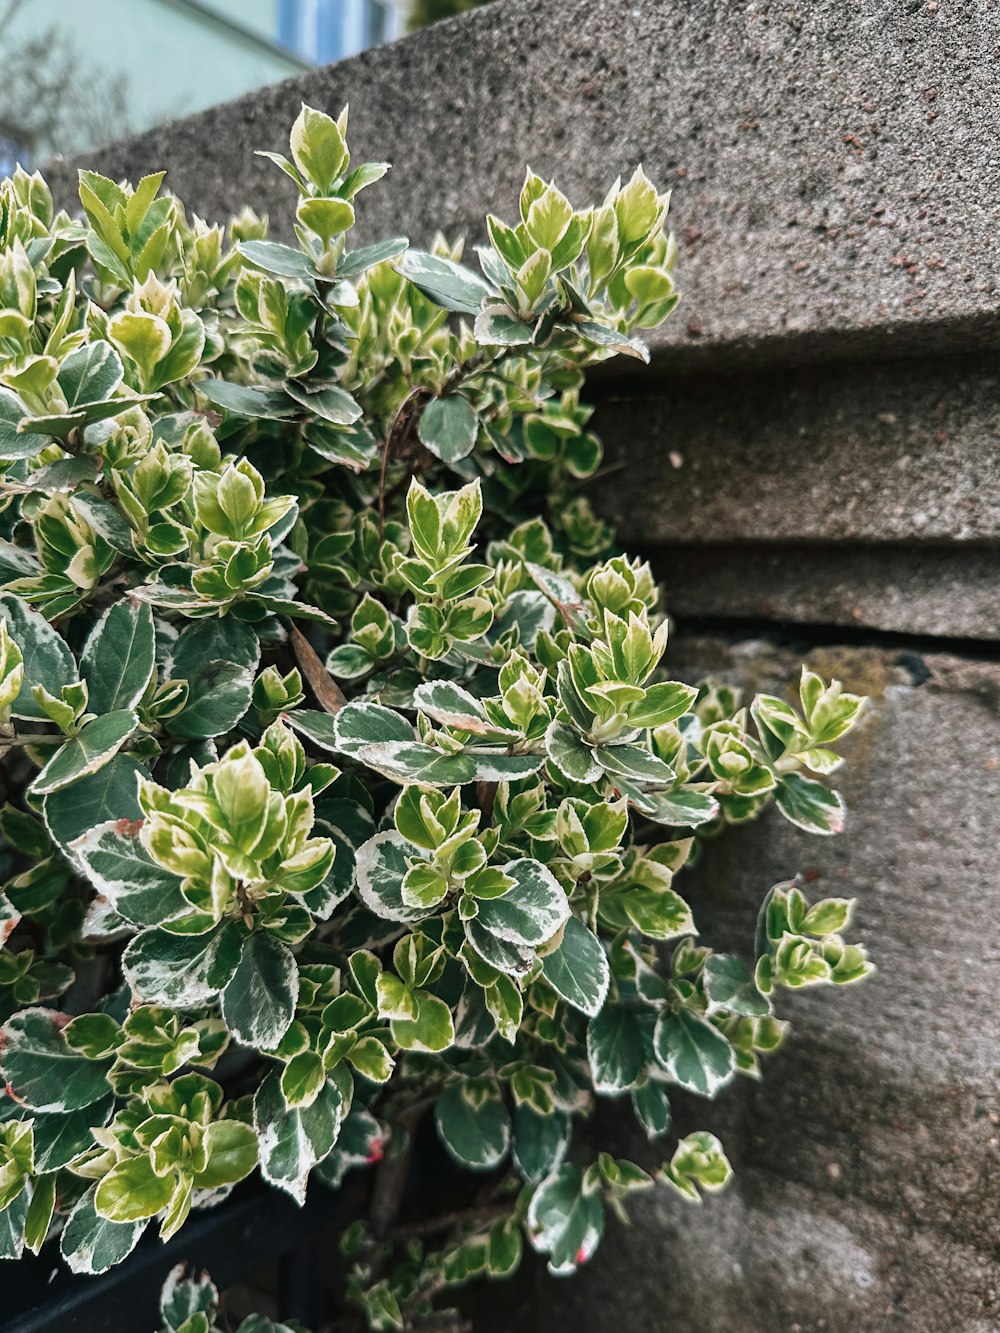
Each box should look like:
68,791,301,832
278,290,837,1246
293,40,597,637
475,780,498,822
377,388,427,537
388,1200,514,1243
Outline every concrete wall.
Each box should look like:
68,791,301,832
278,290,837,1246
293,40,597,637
44,3,1000,1328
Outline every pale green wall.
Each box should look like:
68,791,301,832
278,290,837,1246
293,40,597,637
2,0,306,157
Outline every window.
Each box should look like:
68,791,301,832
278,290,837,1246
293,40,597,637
278,0,399,65
0,132,30,180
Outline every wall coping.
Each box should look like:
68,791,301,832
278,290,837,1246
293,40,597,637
42,0,1000,373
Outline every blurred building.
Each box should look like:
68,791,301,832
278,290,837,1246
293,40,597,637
0,0,409,173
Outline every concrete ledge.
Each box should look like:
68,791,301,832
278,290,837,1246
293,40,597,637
594,354,1000,545
654,543,1000,642
44,0,1000,368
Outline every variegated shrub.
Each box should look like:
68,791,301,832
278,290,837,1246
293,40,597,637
0,105,871,1326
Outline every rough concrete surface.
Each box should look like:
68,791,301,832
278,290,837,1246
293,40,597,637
652,543,1000,642
464,640,1000,1332
44,0,1000,366
592,354,1000,546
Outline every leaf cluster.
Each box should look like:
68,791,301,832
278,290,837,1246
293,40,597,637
0,105,870,1323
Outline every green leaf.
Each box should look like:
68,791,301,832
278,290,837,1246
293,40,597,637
23,1171,56,1255
652,1009,735,1098
703,953,771,1017
637,789,719,828
0,1008,112,1112
60,1188,146,1275
281,1050,327,1109
80,600,155,714
391,988,454,1053
540,917,609,1017
44,753,145,859
72,822,188,928
512,1104,570,1183
396,250,493,314
662,1130,733,1202
289,104,349,193
57,342,124,408
108,311,171,384
297,197,355,244
31,709,139,797
526,1163,604,1275
775,772,846,835
347,1035,395,1083
122,923,242,1008
435,1081,510,1170
418,395,479,463
628,681,697,728
355,831,434,924
545,720,602,785
221,931,299,1047
195,1119,258,1188
620,884,694,941
32,1094,115,1171
0,593,76,721
0,389,44,460
94,1153,174,1223
586,1003,644,1093
472,858,569,953
254,1070,343,1204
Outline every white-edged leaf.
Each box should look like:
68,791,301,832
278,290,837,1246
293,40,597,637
418,394,479,463
255,1070,343,1204
541,917,609,1016
775,773,846,835
0,592,76,721
0,1007,112,1112
435,1082,510,1171
652,1009,736,1098
546,719,602,785
395,250,494,315
30,710,139,797
122,923,242,1008
586,1003,644,1093
80,600,156,714
354,831,433,924
526,1163,604,1276
221,931,299,1048
60,1188,146,1275
71,821,188,928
